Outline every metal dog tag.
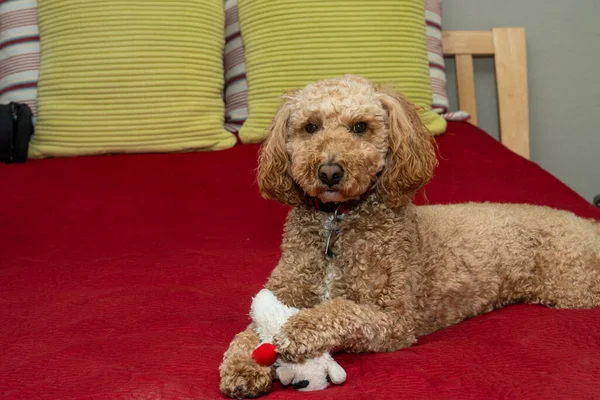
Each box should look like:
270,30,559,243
325,216,335,257
324,206,341,257
325,235,335,257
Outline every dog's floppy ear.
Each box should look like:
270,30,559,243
257,100,302,205
376,87,438,208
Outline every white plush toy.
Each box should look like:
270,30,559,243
250,289,347,391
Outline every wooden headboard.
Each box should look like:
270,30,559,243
443,28,530,159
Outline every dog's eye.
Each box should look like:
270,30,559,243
352,122,368,134
304,123,319,134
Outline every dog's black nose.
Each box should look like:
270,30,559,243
318,163,344,186
293,380,310,390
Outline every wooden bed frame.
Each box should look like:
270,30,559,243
443,28,530,159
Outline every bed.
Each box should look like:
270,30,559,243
1,30,599,399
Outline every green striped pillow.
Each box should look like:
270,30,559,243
237,0,447,143
30,0,235,158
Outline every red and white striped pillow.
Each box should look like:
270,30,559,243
425,0,468,121
224,0,467,132
0,0,40,117
224,0,248,133
426,0,448,114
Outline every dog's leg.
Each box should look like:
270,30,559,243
535,252,600,309
529,221,600,309
219,324,274,398
274,298,416,363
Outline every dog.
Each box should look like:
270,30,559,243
219,74,600,398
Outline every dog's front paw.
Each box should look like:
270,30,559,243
219,357,273,398
274,316,327,363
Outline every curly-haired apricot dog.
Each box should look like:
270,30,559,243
219,75,600,398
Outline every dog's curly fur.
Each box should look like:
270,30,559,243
219,75,600,398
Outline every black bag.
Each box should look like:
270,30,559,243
0,102,35,164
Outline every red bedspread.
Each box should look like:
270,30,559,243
1,122,599,399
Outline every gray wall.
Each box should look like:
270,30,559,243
443,0,599,203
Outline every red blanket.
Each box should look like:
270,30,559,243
1,122,598,399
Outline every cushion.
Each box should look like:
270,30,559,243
29,0,236,158
425,0,468,121
224,0,248,133
236,0,447,143
425,0,447,114
224,0,467,135
0,0,40,117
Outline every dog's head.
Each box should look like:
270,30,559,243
257,75,437,209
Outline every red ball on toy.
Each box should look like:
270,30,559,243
252,343,278,366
